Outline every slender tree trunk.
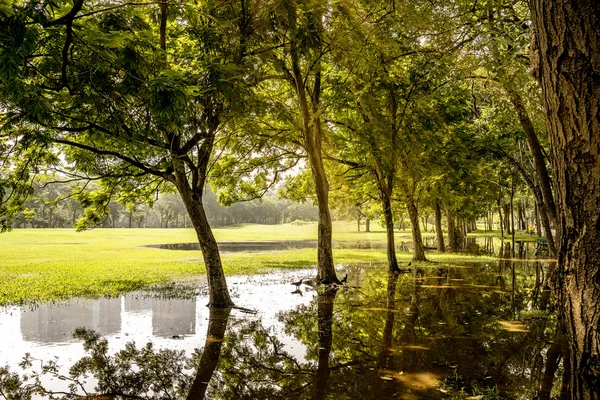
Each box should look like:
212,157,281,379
531,1,600,396
503,204,511,233
365,218,371,232
535,203,542,236
434,202,445,252
509,155,557,254
446,206,456,250
290,17,338,284
407,197,427,262
186,308,231,400
176,178,233,308
498,200,505,240
382,192,400,272
504,85,557,224
510,174,516,255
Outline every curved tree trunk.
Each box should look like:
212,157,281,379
407,197,427,262
434,201,445,252
504,85,557,224
531,1,600,396
176,179,233,308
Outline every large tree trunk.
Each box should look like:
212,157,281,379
381,189,400,272
531,1,600,397
407,197,427,262
186,308,231,400
434,201,445,252
176,180,233,308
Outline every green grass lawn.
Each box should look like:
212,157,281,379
0,222,508,305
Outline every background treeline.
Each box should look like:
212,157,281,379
12,181,318,229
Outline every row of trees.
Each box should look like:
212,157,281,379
10,181,318,228
1,0,598,395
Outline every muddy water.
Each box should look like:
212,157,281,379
0,259,556,399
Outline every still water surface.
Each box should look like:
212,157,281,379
0,250,556,399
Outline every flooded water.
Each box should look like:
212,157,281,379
147,236,536,257
0,256,558,399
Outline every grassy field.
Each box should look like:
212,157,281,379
0,221,510,305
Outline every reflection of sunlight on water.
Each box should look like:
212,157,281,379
497,320,529,332
398,345,431,351
0,269,317,396
379,370,442,390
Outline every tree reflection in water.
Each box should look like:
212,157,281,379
187,308,232,400
1,260,561,399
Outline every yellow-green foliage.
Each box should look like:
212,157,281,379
0,222,497,305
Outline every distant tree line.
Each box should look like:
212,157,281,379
11,180,317,229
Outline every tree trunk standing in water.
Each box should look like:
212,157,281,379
434,202,445,252
531,0,600,396
186,308,231,399
381,191,401,272
176,175,234,308
288,7,338,285
407,197,427,261
173,133,233,308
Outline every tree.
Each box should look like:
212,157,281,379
0,0,271,307
264,0,340,284
530,0,600,396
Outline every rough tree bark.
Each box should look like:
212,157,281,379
530,0,600,397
